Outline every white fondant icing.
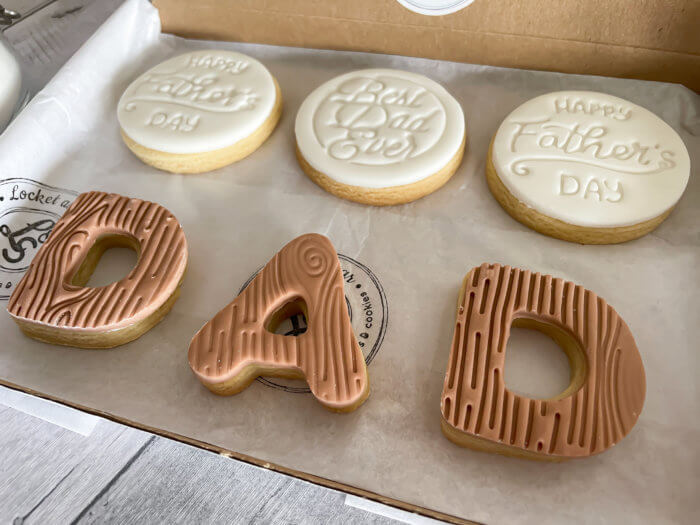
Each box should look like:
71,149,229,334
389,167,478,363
295,69,465,189
0,40,23,131
492,91,691,228
117,50,277,154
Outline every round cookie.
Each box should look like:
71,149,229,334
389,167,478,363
488,91,690,244
295,68,465,206
118,50,282,174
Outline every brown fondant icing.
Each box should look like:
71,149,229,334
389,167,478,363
441,263,646,459
7,191,188,334
188,233,369,412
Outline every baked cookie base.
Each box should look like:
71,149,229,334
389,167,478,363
440,273,589,462
440,417,570,462
121,79,283,174
485,139,673,244
296,135,466,206
11,287,183,349
9,234,185,349
200,362,370,414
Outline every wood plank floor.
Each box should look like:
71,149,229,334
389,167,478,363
1,386,406,524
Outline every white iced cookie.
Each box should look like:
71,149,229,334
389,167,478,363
295,68,465,206
118,50,282,174
0,40,22,132
487,91,691,244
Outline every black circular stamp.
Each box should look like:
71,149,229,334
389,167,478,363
0,178,78,300
238,253,388,393
0,207,59,273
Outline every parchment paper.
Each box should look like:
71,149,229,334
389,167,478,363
1,0,698,523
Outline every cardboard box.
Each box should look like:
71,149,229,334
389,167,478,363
1,2,696,524
154,0,700,91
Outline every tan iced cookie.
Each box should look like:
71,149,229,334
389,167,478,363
118,50,282,174
441,263,646,461
188,233,369,412
488,91,690,244
7,191,188,348
295,69,465,206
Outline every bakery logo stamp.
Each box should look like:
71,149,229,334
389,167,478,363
0,178,78,301
239,253,389,393
313,75,446,166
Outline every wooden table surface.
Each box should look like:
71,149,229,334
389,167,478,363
0,2,441,523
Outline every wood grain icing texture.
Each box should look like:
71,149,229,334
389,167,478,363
7,191,188,348
188,233,369,412
440,263,646,460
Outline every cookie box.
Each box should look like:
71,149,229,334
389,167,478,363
0,0,697,523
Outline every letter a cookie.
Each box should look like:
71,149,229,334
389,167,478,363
188,233,369,412
441,263,646,460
